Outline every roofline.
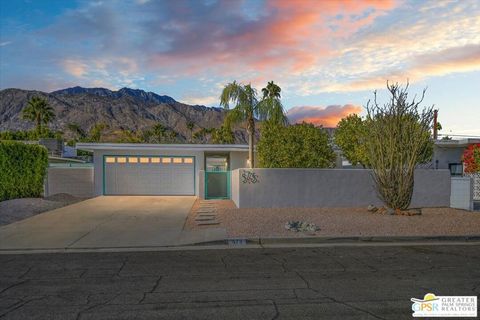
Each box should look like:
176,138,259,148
434,138,480,148
76,143,250,152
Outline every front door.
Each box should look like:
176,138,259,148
205,154,230,199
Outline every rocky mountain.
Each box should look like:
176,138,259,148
0,87,248,143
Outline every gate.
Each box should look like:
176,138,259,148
205,171,230,199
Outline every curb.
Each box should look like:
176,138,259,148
225,235,480,246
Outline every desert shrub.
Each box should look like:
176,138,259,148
257,122,336,168
364,83,434,210
0,141,48,201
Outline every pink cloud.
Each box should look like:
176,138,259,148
147,0,398,76
287,105,362,127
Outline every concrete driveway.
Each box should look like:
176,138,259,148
0,196,226,251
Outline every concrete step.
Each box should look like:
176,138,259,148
197,209,217,213
195,216,217,221
196,220,220,225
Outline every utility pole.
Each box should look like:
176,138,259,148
433,109,438,140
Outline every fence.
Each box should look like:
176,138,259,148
464,173,480,201
231,168,451,209
44,165,94,197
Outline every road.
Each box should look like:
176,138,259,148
0,244,479,319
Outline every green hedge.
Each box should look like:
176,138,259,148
0,141,48,201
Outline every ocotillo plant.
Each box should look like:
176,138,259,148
365,82,434,210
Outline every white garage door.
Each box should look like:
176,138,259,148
104,156,195,195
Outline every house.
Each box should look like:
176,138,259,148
433,138,480,175
75,143,251,199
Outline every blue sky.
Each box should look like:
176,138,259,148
1,0,479,134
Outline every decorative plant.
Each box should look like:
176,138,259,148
364,82,434,210
463,143,480,173
257,122,336,168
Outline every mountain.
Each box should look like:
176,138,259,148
0,87,248,143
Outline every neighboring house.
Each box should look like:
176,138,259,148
76,143,250,199
39,138,77,158
433,138,480,175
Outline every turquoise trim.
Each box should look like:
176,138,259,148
102,154,196,196
204,170,231,200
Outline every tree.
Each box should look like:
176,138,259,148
463,143,480,173
334,114,369,167
258,81,288,125
22,96,55,134
364,82,434,210
220,81,287,168
88,123,108,142
257,122,336,168
186,121,195,143
67,123,87,141
211,118,235,144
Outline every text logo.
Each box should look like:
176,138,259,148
411,293,477,317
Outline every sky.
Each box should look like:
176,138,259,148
1,0,479,135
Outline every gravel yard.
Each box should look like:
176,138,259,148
187,202,480,238
0,193,89,226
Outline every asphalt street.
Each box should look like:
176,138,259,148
0,244,479,319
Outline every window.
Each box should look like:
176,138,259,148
162,157,171,163
116,157,127,163
139,157,149,163
173,157,183,164
105,157,115,163
128,157,138,163
183,157,193,164
206,156,228,171
151,157,161,163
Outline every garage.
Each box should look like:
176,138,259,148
103,155,195,195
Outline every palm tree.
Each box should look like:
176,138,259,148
186,121,195,143
258,81,288,125
220,81,287,168
152,123,167,143
22,96,55,134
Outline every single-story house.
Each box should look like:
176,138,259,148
75,143,251,199
433,138,480,175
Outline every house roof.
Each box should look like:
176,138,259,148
76,143,250,152
434,138,480,148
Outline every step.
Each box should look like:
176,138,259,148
197,209,217,213
196,220,220,225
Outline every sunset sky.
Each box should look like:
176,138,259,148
1,0,479,134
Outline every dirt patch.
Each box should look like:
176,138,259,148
221,206,480,238
0,194,89,226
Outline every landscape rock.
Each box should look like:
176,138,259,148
285,221,320,233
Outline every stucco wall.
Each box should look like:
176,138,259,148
231,169,240,205
433,146,464,169
230,151,249,170
450,177,473,210
93,149,204,196
231,168,451,208
45,167,94,197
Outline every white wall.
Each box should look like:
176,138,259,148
45,167,94,197
231,168,451,208
433,146,464,169
230,151,249,170
450,177,473,210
